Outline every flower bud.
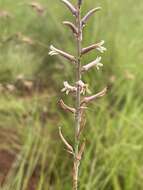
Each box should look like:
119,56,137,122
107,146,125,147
61,81,77,94
63,21,78,36
81,7,102,27
61,0,77,16
59,99,76,114
59,127,74,153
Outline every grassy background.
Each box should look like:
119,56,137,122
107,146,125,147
0,0,143,189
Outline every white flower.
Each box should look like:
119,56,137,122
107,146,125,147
61,81,77,95
76,80,91,94
96,62,103,70
96,41,107,53
81,40,107,55
49,45,59,56
82,56,103,71
49,45,76,62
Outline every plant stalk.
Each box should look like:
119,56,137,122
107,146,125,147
49,1,106,189
73,4,82,190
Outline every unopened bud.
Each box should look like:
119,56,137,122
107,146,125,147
63,21,78,36
82,7,102,27
59,99,76,114
61,0,77,16
59,127,74,153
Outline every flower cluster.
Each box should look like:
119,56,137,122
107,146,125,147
49,1,107,189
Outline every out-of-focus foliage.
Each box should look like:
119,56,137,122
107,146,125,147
0,0,143,189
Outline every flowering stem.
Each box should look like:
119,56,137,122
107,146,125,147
73,3,82,190
49,1,107,189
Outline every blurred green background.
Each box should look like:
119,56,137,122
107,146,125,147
0,0,143,189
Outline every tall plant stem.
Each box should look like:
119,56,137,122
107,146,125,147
73,4,82,190
49,1,106,190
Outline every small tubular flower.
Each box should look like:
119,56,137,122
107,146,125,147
82,40,106,55
76,80,91,95
61,0,77,16
61,81,77,94
96,41,107,53
81,87,107,105
49,45,76,62
82,57,103,72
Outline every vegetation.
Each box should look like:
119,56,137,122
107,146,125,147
0,0,142,190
